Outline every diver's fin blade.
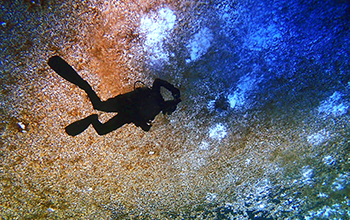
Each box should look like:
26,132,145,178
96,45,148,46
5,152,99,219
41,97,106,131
48,56,102,107
48,55,88,89
65,115,96,136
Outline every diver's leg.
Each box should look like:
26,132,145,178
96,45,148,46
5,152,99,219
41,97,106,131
90,114,131,135
48,56,103,109
93,95,125,112
65,114,130,136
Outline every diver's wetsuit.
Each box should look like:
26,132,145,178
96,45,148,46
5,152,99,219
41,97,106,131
48,55,181,136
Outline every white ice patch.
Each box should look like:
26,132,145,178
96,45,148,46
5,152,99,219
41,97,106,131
301,166,314,185
207,99,216,112
317,192,329,198
140,7,176,61
186,27,213,63
332,172,350,191
209,123,227,140
17,122,27,133
323,155,336,166
245,24,282,51
318,91,349,117
254,179,271,198
206,192,217,202
228,74,260,109
178,143,214,172
307,129,329,146
244,179,271,212
199,141,210,150
306,204,346,219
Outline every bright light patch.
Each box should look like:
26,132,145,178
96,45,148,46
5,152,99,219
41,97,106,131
323,155,335,166
318,91,349,117
332,172,350,191
228,74,260,109
317,193,328,198
140,7,176,61
301,166,313,184
186,27,213,63
307,129,329,146
206,193,217,202
199,141,210,150
209,123,227,140
306,204,345,219
207,99,216,112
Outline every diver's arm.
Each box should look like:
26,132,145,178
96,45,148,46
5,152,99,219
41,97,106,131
134,120,152,131
162,99,181,115
152,78,180,99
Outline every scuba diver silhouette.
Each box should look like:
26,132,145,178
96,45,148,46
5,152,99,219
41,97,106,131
48,55,181,136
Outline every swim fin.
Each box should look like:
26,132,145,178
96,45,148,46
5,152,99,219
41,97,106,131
48,55,91,90
65,114,97,136
48,55,102,108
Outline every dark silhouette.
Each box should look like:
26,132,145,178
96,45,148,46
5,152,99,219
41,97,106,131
48,55,181,136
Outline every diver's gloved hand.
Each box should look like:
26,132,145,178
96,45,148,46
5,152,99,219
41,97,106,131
172,88,180,100
162,99,181,115
134,120,152,131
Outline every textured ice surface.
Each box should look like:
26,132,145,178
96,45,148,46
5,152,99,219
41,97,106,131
318,91,349,117
306,204,347,219
253,179,271,199
2,0,350,219
228,74,260,109
199,141,210,150
206,192,218,202
207,99,216,112
323,155,336,166
301,166,314,185
186,27,213,63
332,172,350,191
140,7,176,62
216,1,242,38
307,129,329,146
317,192,329,198
208,123,227,140
245,24,282,51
